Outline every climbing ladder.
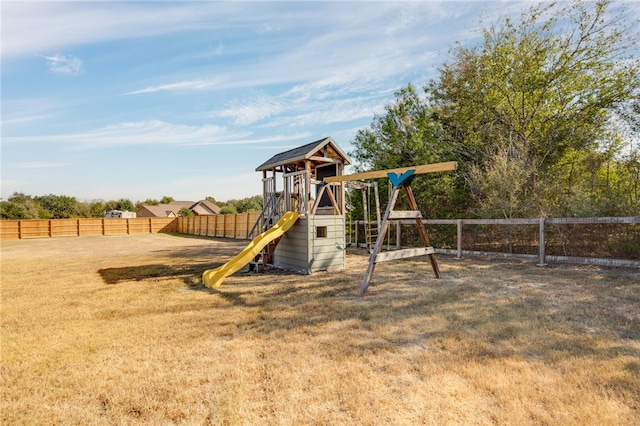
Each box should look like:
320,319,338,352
359,170,441,296
248,191,284,272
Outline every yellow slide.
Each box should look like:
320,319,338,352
202,211,300,288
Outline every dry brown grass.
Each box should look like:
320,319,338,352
1,234,639,425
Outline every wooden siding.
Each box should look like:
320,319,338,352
274,215,346,274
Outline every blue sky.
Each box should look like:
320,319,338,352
2,1,635,203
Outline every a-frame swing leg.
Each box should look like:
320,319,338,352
403,184,441,278
359,183,400,296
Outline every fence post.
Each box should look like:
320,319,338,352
537,217,547,266
396,221,401,249
18,220,22,239
232,214,236,238
354,220,358,248
457,219,463,260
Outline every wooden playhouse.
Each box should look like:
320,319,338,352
251,137,350,274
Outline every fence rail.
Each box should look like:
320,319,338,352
349,216,640,268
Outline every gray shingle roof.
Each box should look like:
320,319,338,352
255,136,350,171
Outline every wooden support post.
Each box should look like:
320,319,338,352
457,219,463,259
537,217,547,266
359,184,400,296
403,184,440,278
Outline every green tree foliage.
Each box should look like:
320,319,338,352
160,196,174,204
351,84,465,218
219,205,237,215
351,0,639,218
234,195,263,212
178,207,194,217
114,199,135,212
216,196,263,213
0,193,44,219
431,1,638,168
82,200,107,218
33,194,80,219
430,0,638,217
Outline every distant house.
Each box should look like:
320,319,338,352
104,210,136,218
136,200,221,218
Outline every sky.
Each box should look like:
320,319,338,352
2,1,636,203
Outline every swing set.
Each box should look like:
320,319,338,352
325,161,457,295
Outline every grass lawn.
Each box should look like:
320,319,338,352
1,233,639,425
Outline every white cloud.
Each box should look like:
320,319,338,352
0,120,310,149
125,77,224,95
216,93,286,125
40,54,83,76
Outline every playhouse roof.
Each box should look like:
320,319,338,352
255,136,350,172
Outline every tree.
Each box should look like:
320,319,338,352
232,195,263,213
178,207,194,217
350,84,465,217
114,199,135,212
34,194,80,219
428,0,639,216
351,0,639,218
0,193,43,219
467,140,543,218
81,200,107,218
160,196,174,204
220,205,237,215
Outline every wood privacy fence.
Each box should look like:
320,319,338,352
175,212,260,239
350,216,640,268
0,213,261,241
0,217,178,239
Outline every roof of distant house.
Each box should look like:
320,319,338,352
137,200,221,217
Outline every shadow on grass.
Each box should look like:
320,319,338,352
98,262,216,285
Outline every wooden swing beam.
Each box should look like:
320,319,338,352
323,161,457,183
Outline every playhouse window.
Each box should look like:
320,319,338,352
316,226,327,238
